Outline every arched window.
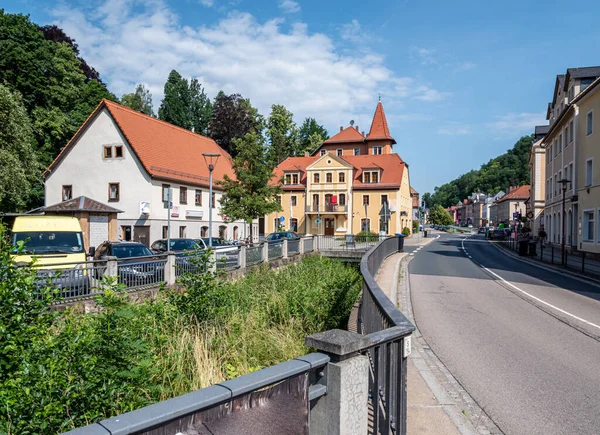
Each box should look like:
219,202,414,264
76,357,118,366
233,226,239,240
219,225,227,239
201,226,208,238
313,173,320,184
326,173,333,183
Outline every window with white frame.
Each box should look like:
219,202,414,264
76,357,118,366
284,172,300,185
372,146,382,155
353,148,360,156
586,159,593,186
583,210,594,242
291,195,297,206
320,149,326,156
339,172,345,183
337,149,343,156
587,111,593,135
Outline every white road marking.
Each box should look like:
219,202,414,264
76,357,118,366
461,237,600,331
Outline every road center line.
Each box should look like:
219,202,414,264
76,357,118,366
461,236,600,332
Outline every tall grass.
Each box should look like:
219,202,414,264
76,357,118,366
2,255,361,434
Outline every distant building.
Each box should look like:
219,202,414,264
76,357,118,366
411,187,420,223
494,186,530,225
529,126,547,234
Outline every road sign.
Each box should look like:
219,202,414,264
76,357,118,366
315,218,322,224
279,216,285,222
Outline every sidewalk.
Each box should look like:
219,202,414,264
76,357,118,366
375,234,479,435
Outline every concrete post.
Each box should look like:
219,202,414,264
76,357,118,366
282,239,288,259
299,237,305,255
305,329,370,435
208,250,217,273
239,245,247,269
314,235,319,252
165,252,176,285
263,242,269,263
106,256,118,277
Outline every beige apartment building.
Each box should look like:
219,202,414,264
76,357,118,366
529,126,548,234
541,67,600,252
494,186,530,225
266,102,413,236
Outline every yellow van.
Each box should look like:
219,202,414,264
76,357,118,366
11,216,89,294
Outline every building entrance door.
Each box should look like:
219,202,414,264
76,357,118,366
325,218,335,236
134,226,150,246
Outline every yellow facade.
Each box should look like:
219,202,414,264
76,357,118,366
266,153,412,236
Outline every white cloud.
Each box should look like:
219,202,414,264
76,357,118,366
487,112,546,137
437,123,470,135
411,47,437,66
50,1,446,134
200,0,214,7
278,0,300,13
454,61,476,72
340,19,361,42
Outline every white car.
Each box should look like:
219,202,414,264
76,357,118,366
197,238,239,267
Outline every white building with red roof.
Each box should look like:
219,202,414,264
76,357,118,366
44,99,256,246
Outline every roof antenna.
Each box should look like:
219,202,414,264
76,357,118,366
378,93,381,102
350,120,355,126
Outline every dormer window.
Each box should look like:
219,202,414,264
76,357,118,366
284,172,300,185
363,170,379,184
372,146,382,155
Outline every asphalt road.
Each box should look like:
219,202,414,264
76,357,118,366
409,232,600,435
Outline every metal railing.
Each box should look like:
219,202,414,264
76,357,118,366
267,240,283,260
29,260,108,299
303,236,314,253
116,255,168,289
245,243,264,265
288,239,300,255
358,236,414,435
215,247,241,270
316,234,387,251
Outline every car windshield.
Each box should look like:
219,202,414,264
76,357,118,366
12,231,84,254
170,239,198,251
112,245,153,258
201,238,229,246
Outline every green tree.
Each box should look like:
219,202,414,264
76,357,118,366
189,78,213,135
121,84,154,116
428,205,454,226
0,85,43,212
218,131,282,241
209,92,263,157
297,117,329,155
266,104,297,167
0,10,114,202
158,69,191,129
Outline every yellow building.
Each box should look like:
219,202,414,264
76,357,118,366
266,102,413,236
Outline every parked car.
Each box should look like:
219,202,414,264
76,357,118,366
265,231,301,241
150,238,201,255
478,227,487,234
93,241,164,286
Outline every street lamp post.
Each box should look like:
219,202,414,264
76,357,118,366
203,152,220,248
557,178,570,265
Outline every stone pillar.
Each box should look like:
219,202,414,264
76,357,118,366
208,250,217,273
239,245,247,269
299,237,305,255
263,242,269,263
282,239,288,259
106,256,118,277
165,252,176,285
305,329,370,435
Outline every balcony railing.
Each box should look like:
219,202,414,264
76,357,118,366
305,204,348,213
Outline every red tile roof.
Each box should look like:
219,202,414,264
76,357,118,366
367,102,396,144
44,196,123,213
45,99,235,188
272,153,406,190
323,126,365,144
496,185,530,202
410,186,418,195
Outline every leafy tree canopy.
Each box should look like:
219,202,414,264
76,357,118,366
121,84,154,116
189,78,212,135
209,92,263,157
297,117,329,155
218,131,282,240
428,205,454,226
0,85,43,212
424,135,533,208
266,104,297,167
158,70,192,129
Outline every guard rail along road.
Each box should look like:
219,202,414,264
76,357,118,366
62,235,414,435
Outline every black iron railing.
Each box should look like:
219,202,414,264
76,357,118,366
358,236,414,435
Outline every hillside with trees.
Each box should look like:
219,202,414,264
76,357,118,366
423,135,533,208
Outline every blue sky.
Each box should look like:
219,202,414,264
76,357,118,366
4,0,600,195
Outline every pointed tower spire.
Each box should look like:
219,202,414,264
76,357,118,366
366,101,396,144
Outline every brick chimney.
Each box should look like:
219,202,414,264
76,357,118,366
304,151,309,157
355,125,359,131
340,126,344,132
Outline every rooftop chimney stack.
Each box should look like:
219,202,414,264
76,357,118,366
340,126,343,132
304,151,309,157
355,125,359,131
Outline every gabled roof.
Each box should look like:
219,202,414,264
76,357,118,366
44,196,123,213
366,102,396,144
410,186,418,196
323,126,365,144
550,74,565,109
563,66,600,90
271,153,406,190
496,185,530,203
44,99,235,188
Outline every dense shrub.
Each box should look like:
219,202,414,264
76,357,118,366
0,228,361,435
355,230,379,242
412,220,419,233
402,226,411,236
